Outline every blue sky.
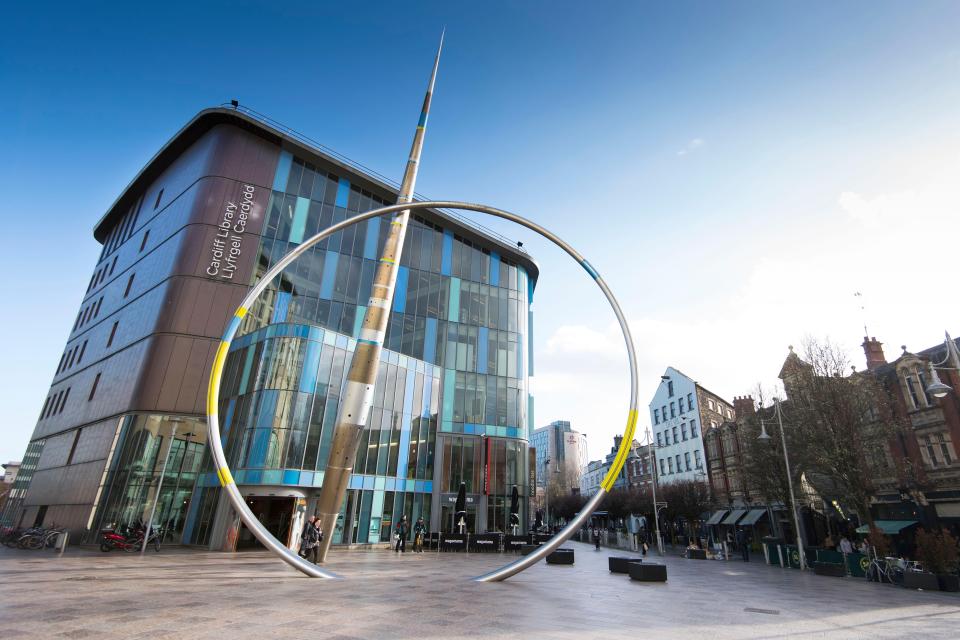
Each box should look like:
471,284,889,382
3,1,960,463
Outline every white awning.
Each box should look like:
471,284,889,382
721,509,747,525
705,510,728,526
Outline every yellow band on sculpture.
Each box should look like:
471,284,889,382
600,409,639,491
206,341,231,417
216,466,235,486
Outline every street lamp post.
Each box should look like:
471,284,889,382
925,331,960,398
758,398,806,570
644,430,665,555
543,457,550,530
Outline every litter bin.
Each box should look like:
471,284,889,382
784,544,802,569
54,530,69,554
846,552,868,578
762,537,783,566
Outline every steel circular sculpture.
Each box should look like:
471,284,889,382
206,201,639,582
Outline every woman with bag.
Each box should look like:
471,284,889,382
394,515,409,553
301,515,320,563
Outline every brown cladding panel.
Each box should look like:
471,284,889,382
156,336,192,409
175,339,213,413
205,123,280,191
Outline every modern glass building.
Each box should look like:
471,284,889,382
2,107,538,551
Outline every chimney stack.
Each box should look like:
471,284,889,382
862,336,887,370
733,395,755,418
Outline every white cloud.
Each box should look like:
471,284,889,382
535,154,960,461
676,137,705,156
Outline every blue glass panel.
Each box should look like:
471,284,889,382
490,251,500,286
352,306,366,338
374,477,386,490
246,470,262,484
181,487,203,540
282,469,300,485
477,326,488,374
424,480,433,493
403,369,415,413
441,229,453,275
314,471,325,486
336,177,351,208
447,278,460,322
299,340,322,392
424,317,437,363
221,399,236,445
421,372,432,417
406,479,415,492
442,369,455,421
397,411,412,476
289,196,310,243
300,471,314,485
349,475,363,490
319,251,338,299
441,421,452,433
394,266,409,313
363,217,379,259
527,307,535,377
272,150,292,192
271,292,291,323
263,470,282,485
517,332,523,378
363,475,375,490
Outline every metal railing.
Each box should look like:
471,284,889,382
219,102,529,255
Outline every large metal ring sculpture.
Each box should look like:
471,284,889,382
206,201,639,582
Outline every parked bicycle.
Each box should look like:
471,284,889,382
3,525,67,550
99,520,165,552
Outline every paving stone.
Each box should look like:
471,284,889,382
2,543,960,638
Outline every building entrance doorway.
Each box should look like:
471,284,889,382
237,497,294,550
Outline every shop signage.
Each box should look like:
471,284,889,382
528,447,537,494
206,184,255,280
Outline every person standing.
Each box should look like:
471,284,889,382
592,526,601,550
839,535,853,556
823,533,835,550
395,515,409,553
736,528,749,562
301,515,320,564
412,516,426,553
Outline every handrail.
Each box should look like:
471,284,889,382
219,102,529,255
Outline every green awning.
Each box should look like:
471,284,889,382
721,509,747,525
740,509,767,526
705,510,728,526
855,520,918,535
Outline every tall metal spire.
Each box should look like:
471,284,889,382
315,32,443,562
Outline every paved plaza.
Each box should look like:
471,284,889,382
1,541,959,639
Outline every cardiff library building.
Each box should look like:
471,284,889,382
1,107,537,551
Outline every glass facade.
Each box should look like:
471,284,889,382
185,150,534,546
91,414,207,543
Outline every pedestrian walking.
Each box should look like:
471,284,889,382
394,515,409,553
642,538,649,557
300,515,320,564
412,516,426,553
592,526,601,550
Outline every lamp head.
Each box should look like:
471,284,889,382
927,380,952,399
757,420,772,442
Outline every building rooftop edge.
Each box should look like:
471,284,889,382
91,106,539,281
